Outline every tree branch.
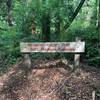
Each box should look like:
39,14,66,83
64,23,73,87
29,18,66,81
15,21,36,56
64,0,86,30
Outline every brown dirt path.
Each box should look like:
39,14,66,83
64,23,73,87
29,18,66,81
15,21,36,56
0,59,100,100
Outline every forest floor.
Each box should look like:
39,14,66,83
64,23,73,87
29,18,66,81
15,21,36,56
0,59,100,100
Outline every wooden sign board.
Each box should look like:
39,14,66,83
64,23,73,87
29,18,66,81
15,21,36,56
20,42,85,53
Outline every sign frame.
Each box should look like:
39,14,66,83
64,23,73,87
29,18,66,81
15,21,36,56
20,42,85,53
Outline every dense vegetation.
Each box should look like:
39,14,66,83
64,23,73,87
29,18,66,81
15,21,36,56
0,0,100,73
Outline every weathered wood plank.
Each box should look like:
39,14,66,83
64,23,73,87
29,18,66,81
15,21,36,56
20,42,85,53
74,37,81,66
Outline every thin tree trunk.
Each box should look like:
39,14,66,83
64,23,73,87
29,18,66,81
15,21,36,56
42,13,51,42
96,0,100,30
64,0,86,30
6,0,14,26
55,13,60,40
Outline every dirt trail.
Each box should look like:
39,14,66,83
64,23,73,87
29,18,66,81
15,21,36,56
0,59,100,100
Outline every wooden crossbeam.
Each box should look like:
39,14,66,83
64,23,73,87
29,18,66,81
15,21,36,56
20,42,85,53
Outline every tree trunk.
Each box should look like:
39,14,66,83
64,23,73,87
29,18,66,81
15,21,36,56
96,0,100,30
6,0,14,26
55,13,60,41
42,13,51,42
64,0,86,30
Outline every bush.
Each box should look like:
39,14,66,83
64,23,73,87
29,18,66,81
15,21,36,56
60,25,100,67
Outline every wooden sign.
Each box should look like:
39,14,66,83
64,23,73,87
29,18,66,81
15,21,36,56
20,42,85,53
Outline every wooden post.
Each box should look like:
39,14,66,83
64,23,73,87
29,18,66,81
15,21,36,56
24,53,31,69
74,37,81,66
92,91,95,100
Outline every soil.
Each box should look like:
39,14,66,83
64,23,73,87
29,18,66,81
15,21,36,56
0,59,100,100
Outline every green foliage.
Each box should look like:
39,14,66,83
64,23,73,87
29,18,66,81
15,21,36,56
0,26,21,73
61,22,100,67
96,89,100,100
0,0,100,73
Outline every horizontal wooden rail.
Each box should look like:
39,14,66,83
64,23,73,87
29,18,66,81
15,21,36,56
20,42,85,53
